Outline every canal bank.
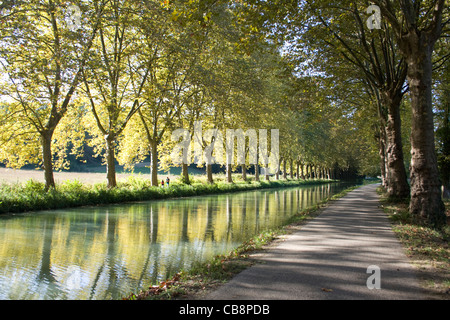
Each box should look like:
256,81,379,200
0,177,339,215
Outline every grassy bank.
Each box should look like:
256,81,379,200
0,174,339,215
377,187,450,299
124,185,361,300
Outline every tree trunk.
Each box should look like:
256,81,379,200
442,185,450,199
378,128,388,188
150,141,158,187
255,163,260,182
406,41,446,227
206,164,214,184
254,152,260,182
41,130,56,191
283,159,287,180
105,134,117,189
226,164,233,183
182,163,190,184
289,159,293,180
437,98,450,199
384,92,410,198
242,164,247,181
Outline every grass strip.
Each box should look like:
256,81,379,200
0,176,338,215
377,187,450,299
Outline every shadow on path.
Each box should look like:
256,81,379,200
206,184,426,300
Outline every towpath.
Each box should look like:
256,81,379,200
206,184,426,300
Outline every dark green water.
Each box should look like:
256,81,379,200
0,182,353,300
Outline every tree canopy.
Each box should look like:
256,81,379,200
0,0,448,227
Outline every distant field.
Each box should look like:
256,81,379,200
0,168,179,185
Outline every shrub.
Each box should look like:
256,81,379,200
22,179,45,193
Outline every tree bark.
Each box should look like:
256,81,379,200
255,163,260,182
405,38,446,227
242,164,247,181
254,151,260,182
105,134,117,189
206,164,213,184
182,163,190,184
384,91,410,198
41,130,56,191
289,159,294,179
226,164,233,183
264,163,270,181
378,127,388,188
150,141,158,187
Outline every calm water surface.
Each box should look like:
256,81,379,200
0,182,353,300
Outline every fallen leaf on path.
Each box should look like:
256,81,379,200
321,288,333,292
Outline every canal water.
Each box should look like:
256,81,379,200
0,182,354,300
